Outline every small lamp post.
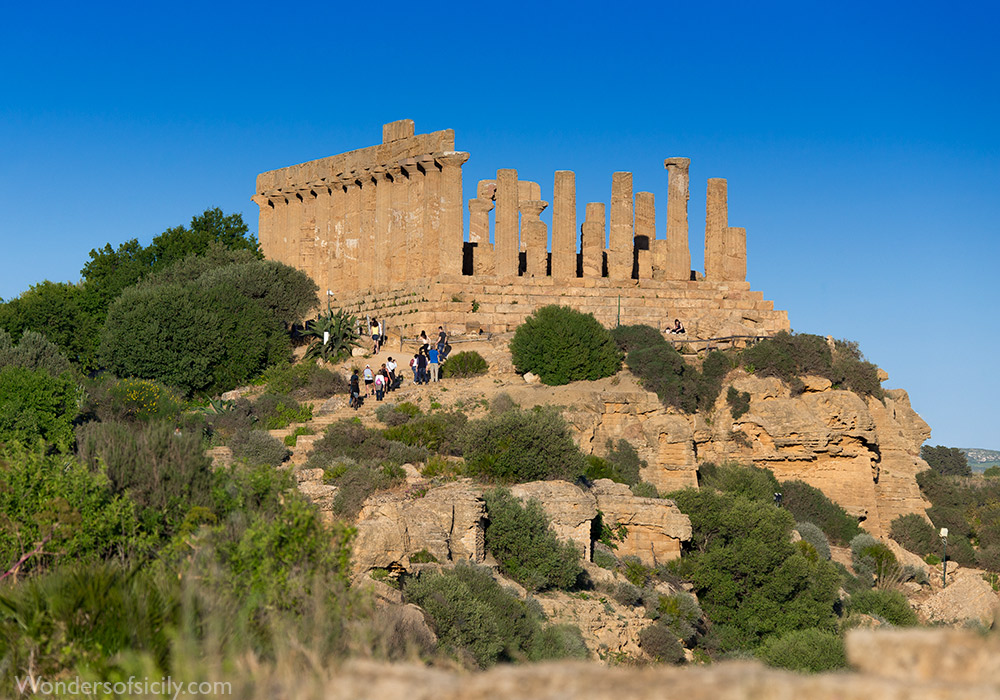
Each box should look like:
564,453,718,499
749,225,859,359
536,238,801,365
940,527,949,588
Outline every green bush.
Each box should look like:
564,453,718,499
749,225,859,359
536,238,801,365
0,329,72,376
528,623,589,661
440,350,489,378
757,628,846,672
626,343,700,413
592,546,618,570
483,488,582,592
727,386,751,419
375,401,422,426
328,462,406,519
510,305,621,386
920,445,971,477
609,324,666,354
697,350,732,411
283,426,314,447
698,462,780,503
253,393,313,429
850,533,900,586
0,281,101,370
382,411,467,455
781,479,862,546
75,421,215,536
656,592,704,646
889,513,939,556
984,466,1000,478
259,361,348,399
639,622,685,663
846,588,918,626
463,405,585,483
631,482,661,498
86,376,184,423
796,522,831,560
229,430,291,467
0,366,80,449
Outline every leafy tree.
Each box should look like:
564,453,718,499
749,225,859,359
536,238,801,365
920,444,971,477
510,305,621,385
0,366,80,449
757,628,846,672
0,329,71,376
0,281,101,368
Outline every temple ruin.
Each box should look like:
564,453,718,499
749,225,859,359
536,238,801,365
252,120,789,337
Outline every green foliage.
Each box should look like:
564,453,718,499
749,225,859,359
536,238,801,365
846,589,919,626
510,305,621,386
592,546,618,570
259,361,348,400
920,444,972,477
668,486,841,652
440,350,489,378
727,386,751,419
626,342,700,413
302,307,361,363
639,622,685,663
631,482,661,498
584,439,644,486
0,366,80,449
698,462,780,503
483,488,582,592
0,329,72,376
796,522,831,560
253,393,313,429
609,324,666,354
757,628,846,672
283,426,314,447
984,466,1000,478
915,469,998,568
75,421,214,537
889,514,939,556
375,401,422,427
698,350,732,411
849,533,900,587
781,479,863,546
382,411,467,455
229,430,291,467
0,445,150,577
328,462,407,519
83,376,183,423
621,556,653,587
463,404,585,483
656,592,704,646
0,281,101,369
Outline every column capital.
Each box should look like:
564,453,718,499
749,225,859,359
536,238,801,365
400,158,420,178
469,197,495,214
385,163,403,178
435,151,470,168
664,157,691,171
371,165,390,182
519,199,548,219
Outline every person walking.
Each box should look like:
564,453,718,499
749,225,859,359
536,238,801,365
349,370,361,410
436,325,447,358
428,345,440,382
386,357,397,390
374,371,385,401
363,364,374,396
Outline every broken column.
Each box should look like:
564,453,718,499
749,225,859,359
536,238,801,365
663,157,692,281
723,227,746,281
552,171,576,279
609,172,634,280
495,169,519,277
705,178,727,281
436,151,470,277
468,197,495,276
520,200,548,277
581,203,605,278
634,191,654,281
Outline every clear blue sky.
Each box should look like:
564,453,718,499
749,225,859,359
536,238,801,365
1,1,997,449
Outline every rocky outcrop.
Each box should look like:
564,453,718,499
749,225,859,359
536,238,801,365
295,467,338,520
917,569,999,627
591,479,691,565
509,481,597,559
534,590,649,659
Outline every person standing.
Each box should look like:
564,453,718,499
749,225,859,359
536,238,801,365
363,364,374,396
386,357,397,390
416,351,428,385
428,345,440,382
436,326,447,357
349,370,361,410
374,371,385,401
410,354,419,383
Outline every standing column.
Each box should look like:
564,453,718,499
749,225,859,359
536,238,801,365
609,172,634,279
342,173,363,292
328,179,346,295
418,155,442,278
359,170,376,292
705,178,728,281
386,163,406,285
520,200,548,277
552,171,576,279
468,198,495,276
402,159,424,279
634,192,655,281
663,157,692,281
723,227,746,281
312,183,334,295
436,152,470,278
284,191,305,272
298,187,320,284
371,167,390,290
494,169,519,277
581,203,605,278
251,194,275,260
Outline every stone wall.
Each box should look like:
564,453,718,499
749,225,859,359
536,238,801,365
253,120,789,338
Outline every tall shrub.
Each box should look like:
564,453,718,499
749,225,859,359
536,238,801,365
510,305,620,385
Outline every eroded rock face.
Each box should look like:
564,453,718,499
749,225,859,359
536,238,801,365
509,481,597,559
591,479,692,565
535,590,649,659
917,569,999,627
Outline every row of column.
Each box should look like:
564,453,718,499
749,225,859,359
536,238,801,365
253,151,469,294
464,161,746,282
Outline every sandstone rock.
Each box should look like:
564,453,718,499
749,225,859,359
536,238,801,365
318,395,348,414
917,569,999,627
295,467,338,516
590,479,691,565
509,481,597,559
535,590,649,659
800,374,833,392
352,481,485,575
847,627,1000,683
524,371,540,384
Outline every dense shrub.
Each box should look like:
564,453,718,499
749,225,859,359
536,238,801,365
76,421,214,536
984,466,1000,478
382,410,467,455
253,393,313,429
846,589,918,626
483,488,582,591
920,445,971,477
529,623,589,661
463,405,585,483
639,622,685,663
0,329,72,376
697,350,732,411
82,376,184,424
584,439,644,486
796,522,831,560
510,305,621,386
850,533,900,587
626,343,700,413
258,361,348,399
0,281,101,370
0,366,80,449
889,513,939,556
609,324,666,354
375,401,422,426
308,418,392,467
698,462,780,503
781,479,863,546
228,430,291,467
631,482,661,498
328,462,405,519
757,628,846,672
727,386,751,419
440,350,489,378
656,592,704,646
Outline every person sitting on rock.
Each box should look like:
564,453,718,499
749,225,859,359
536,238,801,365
669,319,685,334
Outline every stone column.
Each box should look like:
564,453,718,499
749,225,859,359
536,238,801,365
298,186,320,284
251,194,275,261
359,170,376,292
468,198,495,276
402,159,425,279
342,174,362,292
723,226,746,281
634,191,655,281
386,163,406,285
663,157,691,281
581,203,605,278
495,169,519,277
312,183,334,295
520,200,548,277
328,178,347,296
552,171,576,279
371,167,390,290
436,151,470,278
705,178,728,281
418,155,442,278
609,172,634,279
284,191,304,272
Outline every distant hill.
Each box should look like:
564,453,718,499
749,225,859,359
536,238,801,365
961,447,1000,473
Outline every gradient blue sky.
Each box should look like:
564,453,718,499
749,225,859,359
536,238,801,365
1,1,997,449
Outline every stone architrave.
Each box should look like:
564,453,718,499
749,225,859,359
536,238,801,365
581,202,605,278
468,197,495,276
663,157,691,281
436,152,470,278
634,191,654,281
520,200,548,277
724,226,746,281
342,174,362,292
401,159,422,280
705,178,728,281
418,155,441,278
386,163,406,285
371,167,390,289
609,172,634,280
358,171,376,292
552,171,576,279
495,169,519,277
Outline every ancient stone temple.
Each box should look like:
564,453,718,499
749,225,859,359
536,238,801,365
252,120,789,337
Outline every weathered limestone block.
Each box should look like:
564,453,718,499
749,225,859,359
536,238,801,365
581,202,605,278
352,481,486,574
535,590,649,659
295,467,338,518
704,178,727,281
847,628,1000,684
509,481,597,559
591,479,692,565
917,569,999,627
